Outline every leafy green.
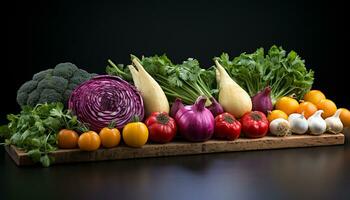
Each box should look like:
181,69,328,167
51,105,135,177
2,102,83,167
215,46,314,104
107,55,217,105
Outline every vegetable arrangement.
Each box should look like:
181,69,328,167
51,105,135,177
1,45,349,167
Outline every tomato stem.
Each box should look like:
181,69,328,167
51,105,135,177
131,115,140,122
156,113,170,124
224,114,235,124
250,112,262,121
108,120,116,129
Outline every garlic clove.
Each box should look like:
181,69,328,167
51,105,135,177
308,110,327,135
325,109,343,134
288,113,308,134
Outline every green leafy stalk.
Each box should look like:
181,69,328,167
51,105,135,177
107,55,217,105
215,46,314,104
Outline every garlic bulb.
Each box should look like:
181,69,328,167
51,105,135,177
325,109,343,134
269,118,291,136
288,113,308,134
308,110,327,135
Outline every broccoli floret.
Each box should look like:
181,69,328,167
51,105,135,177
38,89,63,104
33,69,53,81
16,62,96,108
52,62,78,79
27,90,41,106
63,90,72,104
37,76,68,94
16,92,28,106
67,83,78,91
70,69,93,85
17,80,38,94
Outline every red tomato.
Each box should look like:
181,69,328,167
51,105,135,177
145,112,177,143
240,111,269,138
214,112,241,140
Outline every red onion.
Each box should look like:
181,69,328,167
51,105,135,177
206,97,224,117
170,98,184,118
68,75,144,132
175,96,214,142
251,86,273,115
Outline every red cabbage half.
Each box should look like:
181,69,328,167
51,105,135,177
68,75,144,131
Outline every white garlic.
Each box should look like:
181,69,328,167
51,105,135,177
288,113,308,134
269,118,291,137
325,109,343,134
308,110,327,135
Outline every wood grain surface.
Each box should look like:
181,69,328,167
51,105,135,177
5,133,345,166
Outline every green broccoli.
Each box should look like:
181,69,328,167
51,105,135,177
17,62,96,108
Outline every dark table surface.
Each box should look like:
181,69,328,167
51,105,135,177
1,135,350,200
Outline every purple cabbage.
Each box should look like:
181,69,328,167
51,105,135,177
68,75,144,132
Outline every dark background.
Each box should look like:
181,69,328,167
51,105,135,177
3,1,350,199
4,0,348,122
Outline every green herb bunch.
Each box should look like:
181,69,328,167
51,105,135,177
0,102,84,167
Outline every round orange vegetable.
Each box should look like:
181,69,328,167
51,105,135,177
78,131,101,151
267,110,288,122
303,90,326,105
296,101,318,119
316,99,337,118
275,97,299,115
99,127,121,148
122,121,148,148
57,129,79,149
339,108,350,127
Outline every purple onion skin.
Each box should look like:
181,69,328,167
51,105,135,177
170,98,184,118
68,75,144,132
175,96,214,142
206,97,224,117
252,86,273,115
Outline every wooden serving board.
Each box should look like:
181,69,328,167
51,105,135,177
5,133,345,166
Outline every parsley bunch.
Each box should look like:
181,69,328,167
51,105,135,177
1,103,83,167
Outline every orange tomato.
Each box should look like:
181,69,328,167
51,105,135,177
296,101,318,119
339,108,350,127
99,127,121,148
78,131,101,151
303,90,326,105
57,129,79,149
275,97,299,115
316,99,337,118
267,110,288,122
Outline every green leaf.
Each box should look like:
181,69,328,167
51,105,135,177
40,154,51,167
28,149,41,163
0,125,11,140
43,117,62,131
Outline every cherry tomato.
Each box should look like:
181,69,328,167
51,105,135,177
78,131,101,151
240,111,269,138
99,127,121,148
145,112,177,143
214,112,241,140
57,129,79,149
